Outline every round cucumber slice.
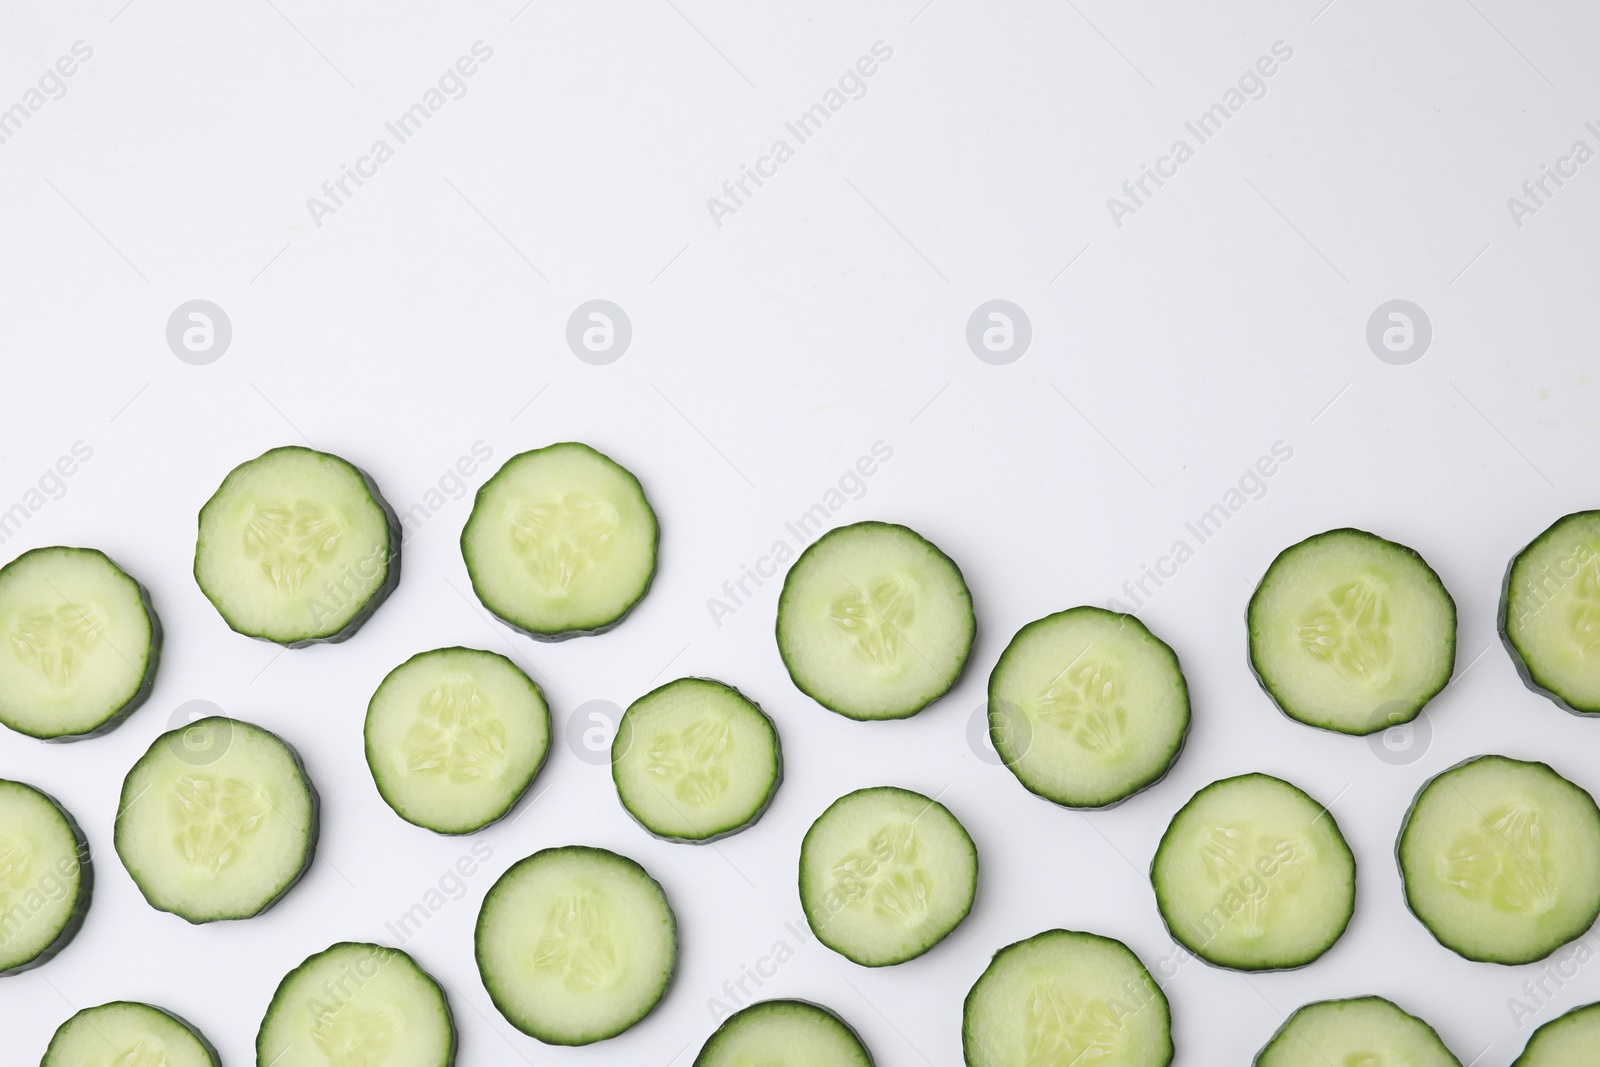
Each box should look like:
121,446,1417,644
1248,528,1456,735
963,929,1173,1067
115,716,317,923
612,677,781,843
0,546,160,741
195,446,401,646
257,941,456,1067
475,845,676,1045
365,647,550,835
461,442,658,640
989,606,1189,809
799,786,978,967
1500,510,1600,715
1513,1000,1600,1065
777,521,975,721
0,779,90,976
694,999,873,1066
1151,773,1356,970
44,1001,219,1067
1253,996,1460,1066
1398,755,1600,964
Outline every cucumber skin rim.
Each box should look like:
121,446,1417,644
611,677,784,845
1150,772,1357,973
776,520,977,722
1510,999,1600,1065
1498,510,1600,717
193,445,403,649
987,605,1191,810
693,998,875,1066
0,780,92,978
363,646,552,836
45,1001,222,1067
1250,995,1462,1067
1246,526,1458,737
1396,753,1600,966
460,441,660,642
0,546,162,742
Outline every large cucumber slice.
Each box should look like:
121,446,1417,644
475,845,676,1045
989,606,1189,809
0,779,90,976
115,716,317,923
777,521,975,721
257,941,456,1067
1513,1000,1600,1065
1151,773,1356,970
1500,510,1600,714
365,646,550,835
612,677,781,842
1398,754,1600,964
799,786,977,966
0,546,159,741
195,446,400,646
44,1001,219,1067
1248,528,1456,735
963,929,1173,1067
694,999,873,1066
461,442,658,640
1253,996,1460,1066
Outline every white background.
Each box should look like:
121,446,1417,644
2,1,1598,1064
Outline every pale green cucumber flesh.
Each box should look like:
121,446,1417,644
0,779,90,976
1500,510,1600,714
1512,1001,1600,1066
1253,996,1461,1066
45,1001,219,1067
694,999,873,1067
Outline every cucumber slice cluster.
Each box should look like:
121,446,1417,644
0,546,160,741
1398,755,1600,964
1248,528,1456,735
694,1000,873,1067
1253,996,1460,1066
0,779,90,976
1500,510,1600,714
45,1001,219,1067
1513,1001,1600,1066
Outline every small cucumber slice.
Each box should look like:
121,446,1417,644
1513,1000,1600,1065
365,647,550,835
0,547,159,741
800,786,977,966
44,1001,219,1067
694,1000,873,1067
195,446,400,646
1398,755,1600,964
1248,528,1456,735
476,845,676,1045
989,606,1189,809
1254,996,1461,1066
1500,510,1600,714
612,677,781,843
0,779,90,976
963,929,1173,1067
1151,773,1356,970
115,716,317,923
461,442,658,640
777,521,975,721
257,941,456,1067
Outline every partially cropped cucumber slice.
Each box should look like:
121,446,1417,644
1248,528,1456,735
195,446,400,646
613,677,781,842
777,521,975,721
989,606,1189,809
800,786,977,966
1151,773,1355,970
963,929,1172,1067
0,547,159,741
695,1000,873,1067
45,1001,219,1067
1513,1000,1600,1065
366,647,550,835
257,941,456,1067
462,442,658,640
1254,996,1460,1066
476,845,676,1045
0,779,90,976
116,716,317,923
1500,510,1600,714
1398,755,1600,964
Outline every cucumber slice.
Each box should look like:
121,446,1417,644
365,647,550,835
1248,528,1456,735
475,845,676,1045
1513,1000,1600,1066
1500,510,1600,715
195,445,400,647
0,780,90,976
777,521,975,721
257,941,456,1067
0,547,159,741
799,786,977,966
694,999,873,1067
1254,996,1460,1066
115,716,317,923
1398,754,1600,964
461,442,658,640
963,929,1173,1067
988,607,1189,809
612,677,781,842
1151,773,1356,970
44,1001,219,1067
